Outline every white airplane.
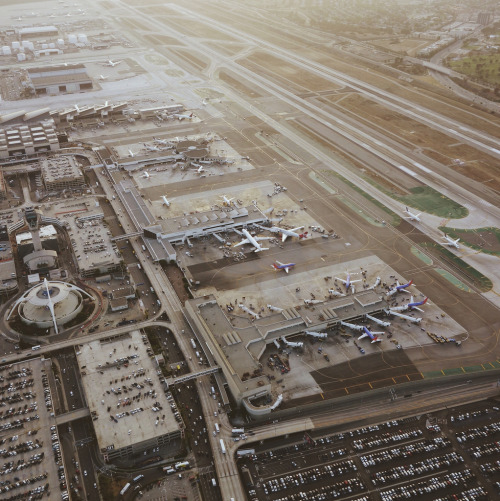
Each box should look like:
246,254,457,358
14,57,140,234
234,228,270,253
442,234,460,249
173,112,194,121
128,149,138,158
328,289,345,297
101,59,122,67
143,143,160,152
262,225,308,243
98,75,108,80
403,207,421,222
141,171,155,179
219,195,234,206
335,272,361,290
191,164,205,174
153,137,172,146
161,196,170,207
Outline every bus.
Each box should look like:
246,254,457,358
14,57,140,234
190,338,196,349
214,423,220,434
162,466,175,475
175,461,190,470
237,449,255,458
132,474,144,484
220,438,226,454
232,428,244,436
120,483,131,496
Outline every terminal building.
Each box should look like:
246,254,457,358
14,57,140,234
76,330,183,464
0,121,59,159
184,290,388,416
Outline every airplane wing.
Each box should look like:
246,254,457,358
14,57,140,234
233,239,249,247
281,233,288,243
358,333,368,340
254,236,271,242
335,277,347,284
283,267,290,273
350,279,362,283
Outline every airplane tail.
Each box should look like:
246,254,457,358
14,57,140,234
255,247,269,253
271,263,279,270
407,280,413,286
422,297,428,305
299,232,308,239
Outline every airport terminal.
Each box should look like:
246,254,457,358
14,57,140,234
0,0,499,500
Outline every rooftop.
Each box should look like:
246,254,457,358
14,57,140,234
76,330,181,452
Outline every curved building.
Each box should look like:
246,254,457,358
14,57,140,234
7,279,94,334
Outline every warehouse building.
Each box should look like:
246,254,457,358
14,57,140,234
76,330,183,464
40,156,85,191
27,64,92,95
0,121,59,159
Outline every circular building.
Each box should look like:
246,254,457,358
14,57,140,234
8,279,93,334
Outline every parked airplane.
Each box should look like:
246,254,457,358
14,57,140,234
128,149,138,158
358,326,383,343
98,75,108,80
173,112,194,121
267,225,307,243
161,196,170,207
335,272,361,290
403,207,421,222
191,164,205,174
141,171,155,179
219,195,234,206
153,137,172,146
390,296,428,313
271,261,295,273
386,279,413,297
234,228,270,253
101,59,122,67
328,289,345,297
143,143,160,152
442,234,460,249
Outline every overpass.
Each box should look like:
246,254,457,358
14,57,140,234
111,231,143,242
55,407,91,425
165,366,220,387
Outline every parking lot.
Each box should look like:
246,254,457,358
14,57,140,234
239,399,500,500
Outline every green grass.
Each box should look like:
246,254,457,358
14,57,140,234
438,226,500,256
420,242,493,292
448,53,500,86
356,176,468,219
396,186,468,219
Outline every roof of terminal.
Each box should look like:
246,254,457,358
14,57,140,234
76,330,181,452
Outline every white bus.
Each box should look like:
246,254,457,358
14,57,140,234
175,461,190,470
190,338,196,349
220,438,226,454
232,428,244,436
214,423,220,434
120,483,131,496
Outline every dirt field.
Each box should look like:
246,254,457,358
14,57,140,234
370,37,434,57
242,51,340,93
